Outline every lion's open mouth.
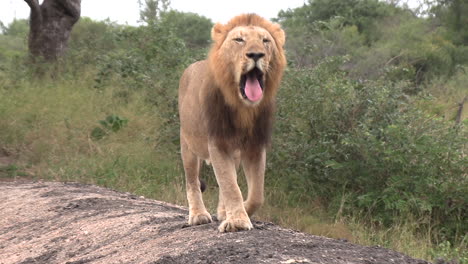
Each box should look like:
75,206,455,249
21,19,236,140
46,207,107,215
240,68,264,102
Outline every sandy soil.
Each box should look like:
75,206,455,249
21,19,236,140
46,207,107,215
0,181,431,264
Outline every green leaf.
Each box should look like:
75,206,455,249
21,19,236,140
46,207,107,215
91,127,107,141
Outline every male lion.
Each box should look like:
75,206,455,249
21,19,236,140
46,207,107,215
178,14,286,232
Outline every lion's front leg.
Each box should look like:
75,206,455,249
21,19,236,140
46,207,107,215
208,142,253,232
217,189,226,221
216,150,241,222
181,137,212,226
242,148,266,216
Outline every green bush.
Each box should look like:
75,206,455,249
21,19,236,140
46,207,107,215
91,115,128,141
270,57,467,242
159,10,212,48
278,0,466,84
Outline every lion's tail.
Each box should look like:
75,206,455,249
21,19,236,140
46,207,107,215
198,159,209,192
200,179,206,193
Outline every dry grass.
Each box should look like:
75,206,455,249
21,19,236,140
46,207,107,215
419,68,468,122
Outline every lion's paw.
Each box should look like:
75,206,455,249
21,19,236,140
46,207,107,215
188,211,213,226
218,217,253,232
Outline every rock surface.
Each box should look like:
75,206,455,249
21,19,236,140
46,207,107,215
0,181,431,264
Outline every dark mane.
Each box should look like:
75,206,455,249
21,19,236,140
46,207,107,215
205,87,274,153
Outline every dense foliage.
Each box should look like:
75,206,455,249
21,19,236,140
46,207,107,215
272,0,467,245
0,0,466,262
277,0,468,84
271,58,466,243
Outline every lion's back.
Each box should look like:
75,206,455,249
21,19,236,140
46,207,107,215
178,60,209,106
178,60,211,158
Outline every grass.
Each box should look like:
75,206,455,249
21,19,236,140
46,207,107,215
0,70,466,264
419,67,468,122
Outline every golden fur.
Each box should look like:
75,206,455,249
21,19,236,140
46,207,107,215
178,14,286,232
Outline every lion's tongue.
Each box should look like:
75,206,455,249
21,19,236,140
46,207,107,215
245,76,263,102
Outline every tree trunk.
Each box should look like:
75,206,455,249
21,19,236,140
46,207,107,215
24,0,81,61
455,96,466,125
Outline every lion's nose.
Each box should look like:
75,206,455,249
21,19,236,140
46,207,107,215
246,52,265,61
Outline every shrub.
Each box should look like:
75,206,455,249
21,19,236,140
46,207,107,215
270,57,467,243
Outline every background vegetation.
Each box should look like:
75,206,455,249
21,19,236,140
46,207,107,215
0,0,466,262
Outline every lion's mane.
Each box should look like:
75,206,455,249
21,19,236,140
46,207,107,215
204,14,287,153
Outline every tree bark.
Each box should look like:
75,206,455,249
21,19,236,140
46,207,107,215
25,0,81,61
455,96,466,125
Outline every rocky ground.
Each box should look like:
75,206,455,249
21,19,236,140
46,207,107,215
0,181,431,264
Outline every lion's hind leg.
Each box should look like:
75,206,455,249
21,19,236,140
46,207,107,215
181,138,212,225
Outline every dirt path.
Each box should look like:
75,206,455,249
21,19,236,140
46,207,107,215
0,181,431,264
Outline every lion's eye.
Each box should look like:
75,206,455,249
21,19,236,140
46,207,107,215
233,38,244,43
263,38,271,43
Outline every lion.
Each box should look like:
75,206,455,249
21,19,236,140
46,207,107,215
178,13,286,232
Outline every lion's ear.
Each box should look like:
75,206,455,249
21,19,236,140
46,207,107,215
211,23,226,43
271,24,286,48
